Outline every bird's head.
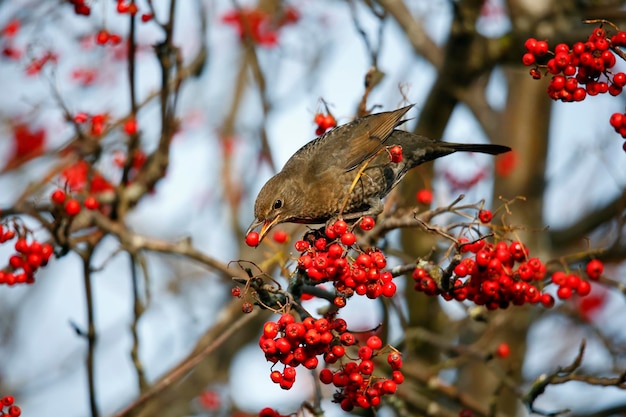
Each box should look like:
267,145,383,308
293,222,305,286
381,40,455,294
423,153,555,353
247,172,302,243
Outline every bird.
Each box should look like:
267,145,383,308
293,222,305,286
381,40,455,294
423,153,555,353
248,105,510,242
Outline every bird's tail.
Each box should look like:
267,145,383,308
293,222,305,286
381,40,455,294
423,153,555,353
444,142,511,155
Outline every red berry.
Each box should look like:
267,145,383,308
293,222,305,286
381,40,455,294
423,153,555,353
319,368,333,384
141,13,153,22
294,240,309,252
613,72,626,87
245,231,260,247
382,281,396,297
272,230,287,244
585,259,604,280
51,189,66,204
381,379,397,394
541,293,555,308
96,30,109,45
534,40,549,56
529,67,542,79
1,396,14,406
366,335,383,350
611,113,625,129
524,38,537,52
123,118,138,135
241,301,254,314
388,145,402,163
416,188,433,205
8,405,20,417
551,75,565,91
359,216,375,231
332,219,348,235
64,199,81,216
495,342,510,358
522,53,535,66
84,196,99,210
478,209,492,223
322,114,336,130
557,285,573,300
554,43,570,55
73,112,89,124
109,34,122,45
340,232,356,246
577,280,591,296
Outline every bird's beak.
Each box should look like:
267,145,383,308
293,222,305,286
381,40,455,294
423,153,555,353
247,216,281,243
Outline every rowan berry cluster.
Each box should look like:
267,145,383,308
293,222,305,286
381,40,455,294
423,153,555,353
0,396,20,417
295,218,396,307
523,28,626,102
314,112,337,136
320,338,403,411
222,6,299,48
259,312,403,411
51,188,100,217
413,239,555,309
1,234,53,286
414,234,601,309
73,112,108,136
524,23,626,150
95,30,122,46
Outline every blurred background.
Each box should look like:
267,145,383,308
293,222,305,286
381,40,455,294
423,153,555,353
0,0,625,416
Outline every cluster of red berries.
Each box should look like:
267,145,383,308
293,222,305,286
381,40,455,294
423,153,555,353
114,0,154,23
0,225,15,244
414,240,556,309
547,258,603,300
61,160,114,193
260,313,347,389
523,28,626,102
550,270,591,300
295,218,397,306
95,30,122,46
221,6,299,48
314,112,337,136
245,218,396,304
68,0,91,16
25,50,57,76
320,336,403,411
0,396,20,417
115,0,138,15
1,236,53,285
259,312,403,411
73,112,108,136
415,236,601,309
51,188,99,216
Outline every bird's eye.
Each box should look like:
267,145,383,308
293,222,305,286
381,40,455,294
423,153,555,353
273,199,283,210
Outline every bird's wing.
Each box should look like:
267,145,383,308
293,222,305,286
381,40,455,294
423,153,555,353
282,105,413,177
336,105,413,171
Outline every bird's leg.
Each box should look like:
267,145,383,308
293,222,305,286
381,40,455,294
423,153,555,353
341,199,384,220
325,199,383,230
338,147,387,218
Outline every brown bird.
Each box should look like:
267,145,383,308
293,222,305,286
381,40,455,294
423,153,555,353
248,105,510,241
